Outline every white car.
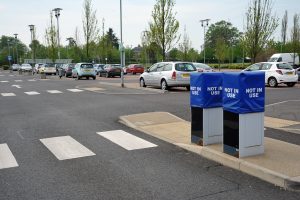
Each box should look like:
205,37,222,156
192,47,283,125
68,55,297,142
139,62,197,90
243,62,298,87
20,64,32,72
11,64,21,71
38,64,57,75
193,63,214,72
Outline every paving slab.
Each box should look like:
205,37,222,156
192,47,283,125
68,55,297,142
120,111,300,191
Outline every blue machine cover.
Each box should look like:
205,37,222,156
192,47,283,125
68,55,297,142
222,72,265,114
190,73,223,108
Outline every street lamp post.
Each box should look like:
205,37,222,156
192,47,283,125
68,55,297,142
14,34,19,64
53,8,62,60
200,19,210,64
7,39,11,68
119,0,125,88
28,24,35,65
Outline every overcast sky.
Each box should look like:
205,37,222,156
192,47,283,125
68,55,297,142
0,0,298,51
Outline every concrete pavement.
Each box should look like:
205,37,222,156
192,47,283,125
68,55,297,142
119,112,300,191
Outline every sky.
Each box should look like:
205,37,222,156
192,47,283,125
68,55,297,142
0,0,298,51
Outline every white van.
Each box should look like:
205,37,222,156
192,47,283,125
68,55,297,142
268,53,299,66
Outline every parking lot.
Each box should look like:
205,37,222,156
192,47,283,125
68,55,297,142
0,70,300,199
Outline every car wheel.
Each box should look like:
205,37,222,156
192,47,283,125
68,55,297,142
76,74,80,80
93,76,96,80
86,77,89,80
286,82,296,87
268,77,277,87
140,78,146,87
161,79,168,91
186,86,190,91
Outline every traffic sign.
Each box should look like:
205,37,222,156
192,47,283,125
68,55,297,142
7,56,12,61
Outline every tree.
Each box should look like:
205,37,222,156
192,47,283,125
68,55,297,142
290,14,300,65
0,36,27,66
281,10,288,50
45,11,57,62
149,0,180,60
206,20,241,49
106,28,119,49
178,26,192,61
243,0,279,63
82,0,99,61
215,38,227,70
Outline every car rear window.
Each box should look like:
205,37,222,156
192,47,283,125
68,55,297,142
81,64,94,69
175,63,196,71
276,63,293,70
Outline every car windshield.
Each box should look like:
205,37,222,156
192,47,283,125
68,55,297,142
193,63,211,70
81,64,94,69
112,65,121,68
45,64,55,68
175,63,196,71
277,63,293,70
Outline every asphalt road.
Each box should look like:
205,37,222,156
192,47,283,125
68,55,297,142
0,71,299,199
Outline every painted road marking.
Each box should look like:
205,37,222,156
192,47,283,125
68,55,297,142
0,81,9,83
47,90,63,94
28,79,36,82
1,93,16,97
15,80,23,82
97,130,158,150
40,136,95,160
0,144,19,169
67,89,84,93
84,87,105,91
25,91,40,95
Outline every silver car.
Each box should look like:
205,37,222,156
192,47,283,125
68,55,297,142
139,62,197,90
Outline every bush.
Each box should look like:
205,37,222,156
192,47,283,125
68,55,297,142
209,63,251,70
1,65,9,70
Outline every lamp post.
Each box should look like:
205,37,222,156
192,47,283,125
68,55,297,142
28,25,36,65
200,19,210,64
14,34,19,64
119,0,125,88
53,8,62,60
7,39,11,68
142,30,149,65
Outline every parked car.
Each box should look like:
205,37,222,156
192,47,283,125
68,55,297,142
72,63,96,80
93,64,105,75
268,53,299,66
297,68,300,81
62,63,75,77
125,64,144,74
243,62,298,87
99,64,122,78
38,63,56,75
20,64,32,72
11,64,21,71
193,63,213,72
35,63,44,73
139,62,197,91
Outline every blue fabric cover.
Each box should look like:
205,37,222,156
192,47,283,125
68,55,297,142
190,73,223,108
222,72,265,114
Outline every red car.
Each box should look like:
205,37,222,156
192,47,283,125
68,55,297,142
125,64,144,74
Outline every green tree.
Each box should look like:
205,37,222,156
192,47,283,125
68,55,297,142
215,38,227,70
206,20,240,49
82,0,99,61
149,0,180,60
290,14,300,65
243,0,279,63
106,28,119,49
178,26,192,61
45,11,57,62
281,10,288,52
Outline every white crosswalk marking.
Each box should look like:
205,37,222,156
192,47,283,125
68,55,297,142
0,144,19,169
97,130,158,150
1,93,16,97
67,89,84,93
25,91,40,95
0,81,9,83
40,136,95,160
47,90,63,94
28,79,36,82
15,80,23,82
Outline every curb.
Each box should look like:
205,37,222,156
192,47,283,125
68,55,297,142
119,115,300,192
